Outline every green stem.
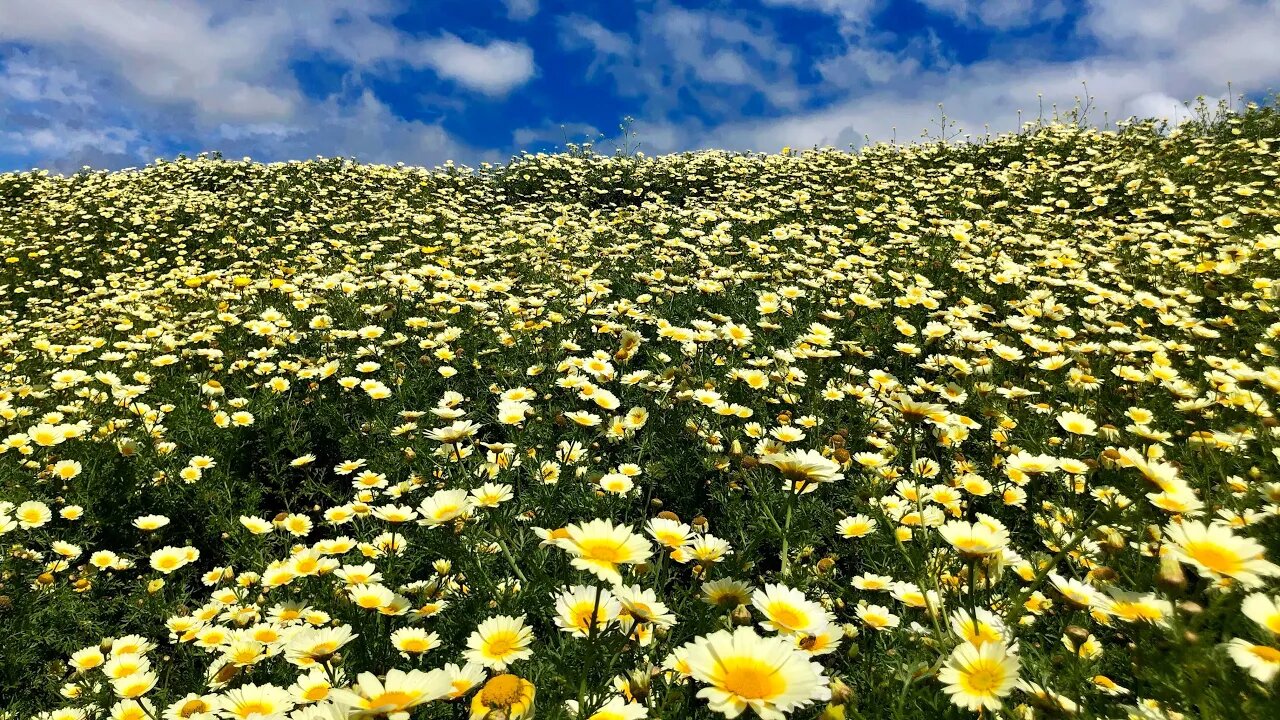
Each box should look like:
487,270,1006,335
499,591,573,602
492,526,528,584
780,493,795,578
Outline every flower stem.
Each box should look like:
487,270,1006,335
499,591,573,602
779,494,795,577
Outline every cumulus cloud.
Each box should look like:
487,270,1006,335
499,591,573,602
618,0,1279,155
559,4,806,117
0,0,540,170
502,0,539,22
414,34,536,96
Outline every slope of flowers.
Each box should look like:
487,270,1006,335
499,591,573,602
3,106,1280,720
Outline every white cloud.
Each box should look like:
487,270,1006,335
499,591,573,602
625,0,1280,155
0,0,307,121
414,34,536,96
0,0,538,123
1,124,137,162
559,5,807,115
512,121,601,148
0,0,542,169
502,0,539,21
760,0,880,29
559,16,633,61
918,0,1064,29
210,90,496,168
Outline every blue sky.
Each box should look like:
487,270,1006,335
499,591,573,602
2,0,1278,172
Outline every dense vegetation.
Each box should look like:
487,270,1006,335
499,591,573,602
3,101,1280,719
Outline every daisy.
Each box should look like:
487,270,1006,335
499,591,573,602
553,585,621,637
646,517,694,549
464,615,535,671
702,579,754,609
331,669,449,719
836,514,876,539
856,604,900,631
468,674,535,720
553,518,653,585
284,627,357,669
1226,639,1280,682
759,449,844,493
416,489,473,527
950,609,1007,646
390,628,441,659
615,584,677,628
440,663,487,700
214,683,295,719
1164,520,1280,588
684,626,831,719
752,584,833,635
937,641,1020,712
1056,411,1097,436
1243,593,1280,634
938,515,1010,558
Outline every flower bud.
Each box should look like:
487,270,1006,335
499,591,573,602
1157,554,1186,593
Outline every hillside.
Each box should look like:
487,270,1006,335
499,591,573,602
3,106,1280,719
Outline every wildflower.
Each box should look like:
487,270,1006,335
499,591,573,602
469,674,535,720
464,615,534,670
760,449,844,493
937,641,1020,712
331,669,449,719
1164,520,1280,588
553,519,652,585
1226,639,1280,682
684,626,831,719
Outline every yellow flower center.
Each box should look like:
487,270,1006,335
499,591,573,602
1186,542,1242,575
234,701,273,718
178,700,209,717
486,633,516,657
719,658,784,700
480,674,525,707
768,603,805,631
1250,645,1280,663
959,659,1004,695
367,690,420,710
580,540,623,563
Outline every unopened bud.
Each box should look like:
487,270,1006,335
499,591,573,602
829,677,854,705
731,605,753,626
1098,528,1126,554
1157,554,1186,593
818,703,847,720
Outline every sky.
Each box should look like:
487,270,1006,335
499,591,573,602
1,0,1278,173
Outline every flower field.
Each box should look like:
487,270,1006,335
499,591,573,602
4,104,1280,720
